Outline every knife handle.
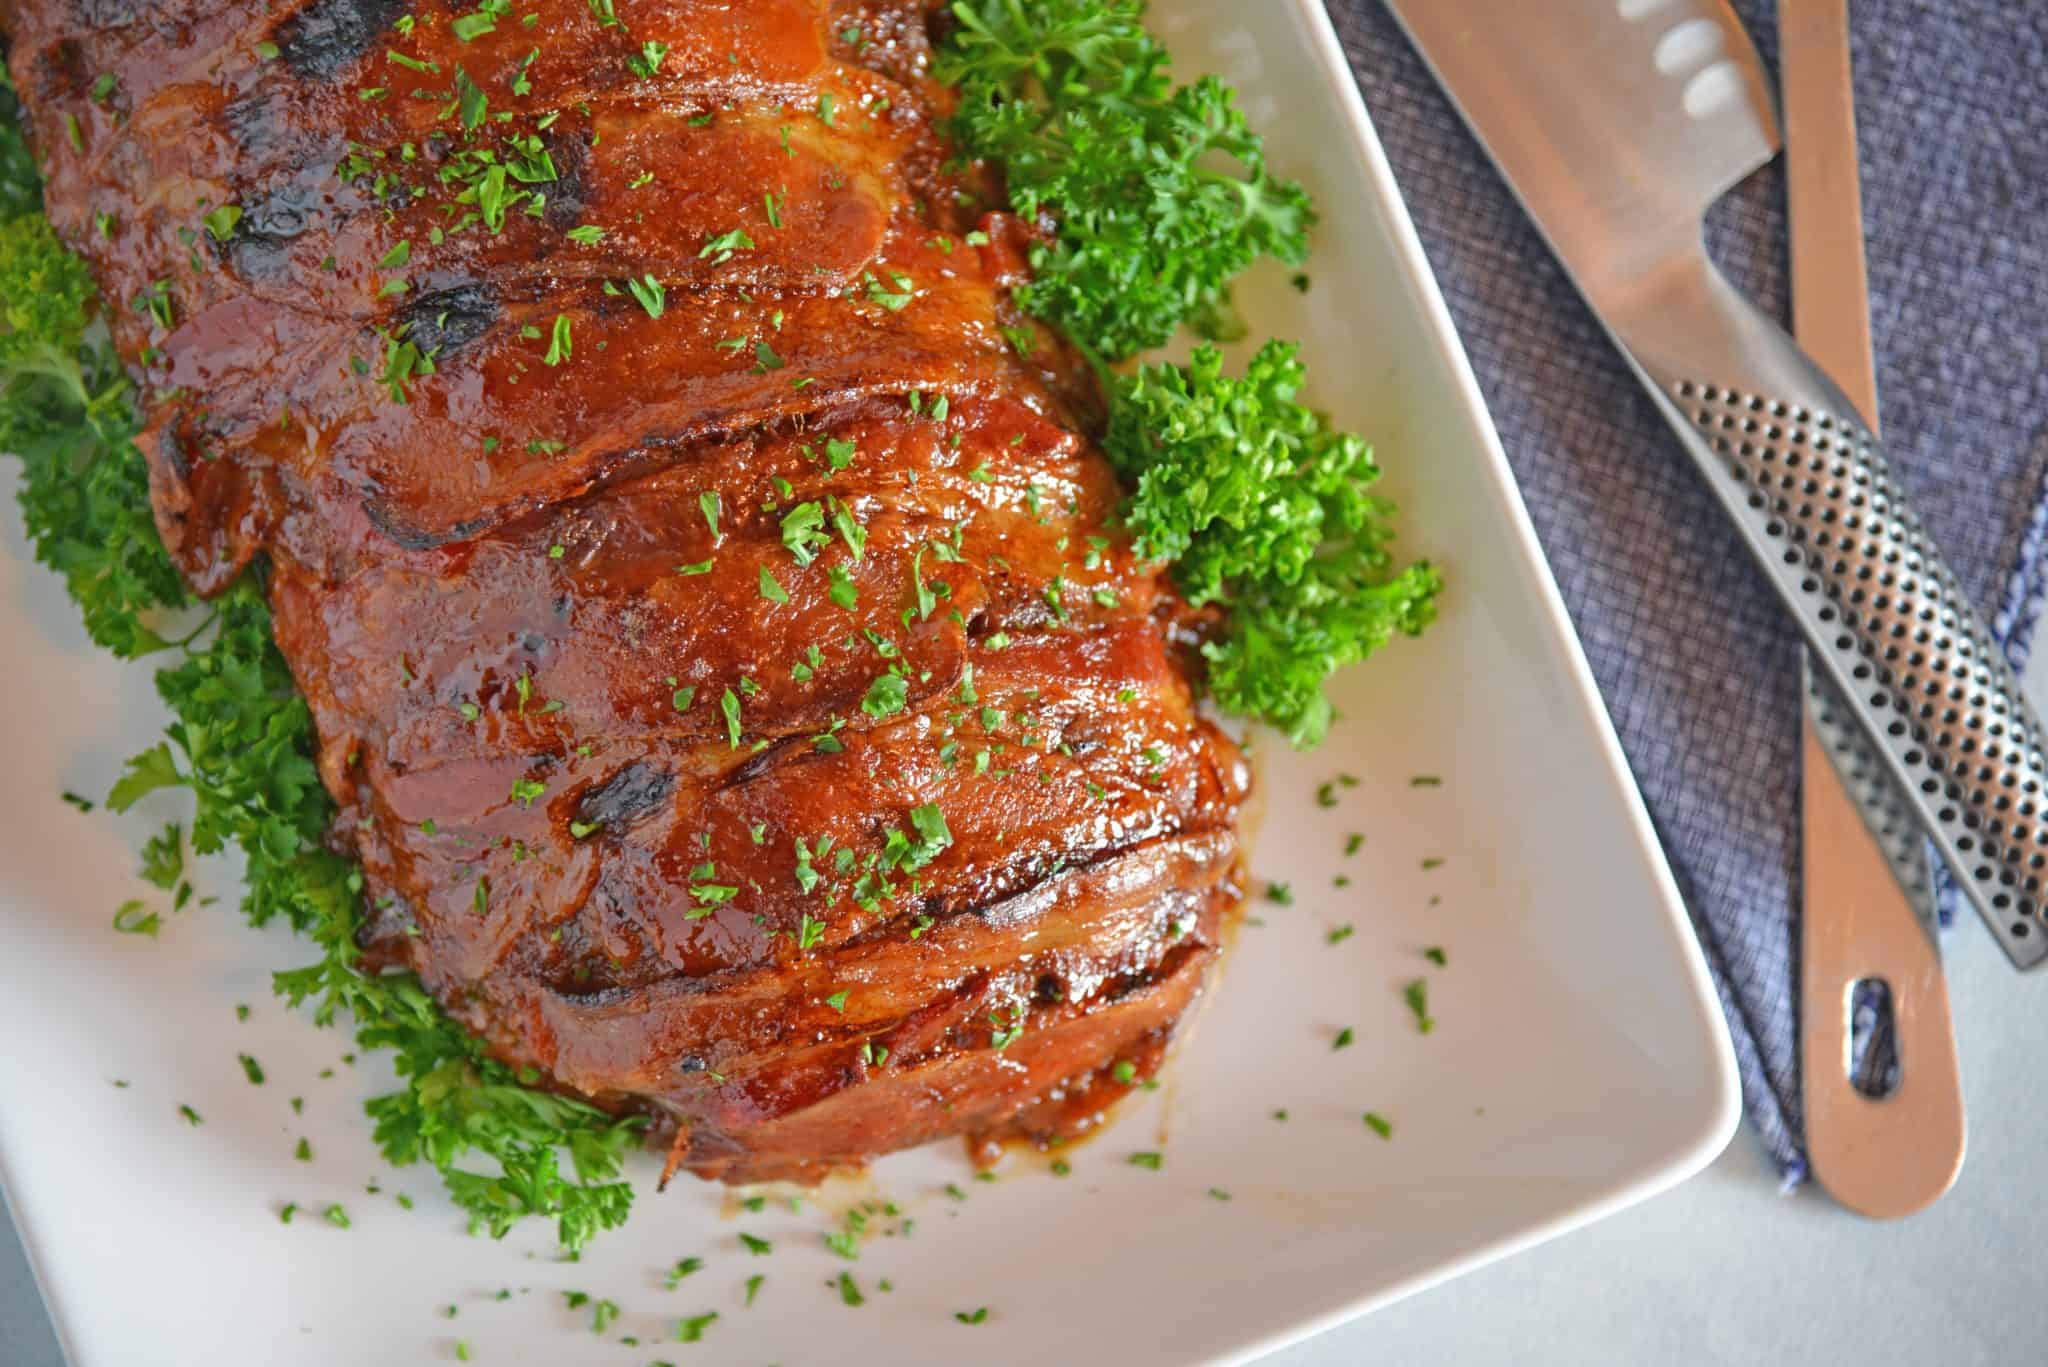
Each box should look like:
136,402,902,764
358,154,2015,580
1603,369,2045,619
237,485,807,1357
1613,246,2048,968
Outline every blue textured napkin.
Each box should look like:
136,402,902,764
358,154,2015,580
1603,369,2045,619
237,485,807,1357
1324,0,2048,1182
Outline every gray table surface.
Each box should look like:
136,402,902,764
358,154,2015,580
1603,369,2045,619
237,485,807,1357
12,668,2048,1366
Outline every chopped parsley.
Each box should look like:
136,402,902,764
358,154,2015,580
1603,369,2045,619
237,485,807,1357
112,901,160,937
542,314,572,366
864,270,913,311
699,228,754,263
780,501,828,564
201,205,242,242
629,40,670,80
861,672,908,717
827,564,859,609
1403,979,1435,1034
720,687,742,748
625,274,666,319
988,1008,1025,1051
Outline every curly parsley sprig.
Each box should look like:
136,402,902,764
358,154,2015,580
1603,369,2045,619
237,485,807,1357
938,0,1314,361
1,88,639,1252
941,2,1439,743
1107,343,1441,746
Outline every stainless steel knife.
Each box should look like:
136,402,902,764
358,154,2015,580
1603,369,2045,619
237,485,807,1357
1778,0,1964,1215
1383,0,2048,968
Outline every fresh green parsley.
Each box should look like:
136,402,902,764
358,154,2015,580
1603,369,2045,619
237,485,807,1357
780,501,828,564
1106,342,1439,745
1403,978,1435,1034
201,205,242,242
861,672,908,717
938,0,1313,359
720,687,742,748
542,314,572,366
625,274,665,319
112,900,160,936
629,40,670,80
699,228,754,263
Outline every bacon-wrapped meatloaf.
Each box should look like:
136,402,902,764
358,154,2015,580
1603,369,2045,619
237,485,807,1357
2,0,1247,1182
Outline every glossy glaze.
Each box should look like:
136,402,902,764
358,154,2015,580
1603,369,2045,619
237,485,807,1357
4,0,1248,1183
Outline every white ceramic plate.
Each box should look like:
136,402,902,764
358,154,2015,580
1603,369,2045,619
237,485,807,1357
0,3,1739,1363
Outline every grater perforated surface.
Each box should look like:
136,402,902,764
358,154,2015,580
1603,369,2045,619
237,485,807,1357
1681,380,2048,965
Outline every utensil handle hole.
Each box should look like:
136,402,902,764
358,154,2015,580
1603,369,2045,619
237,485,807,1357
1846,976,1900,1098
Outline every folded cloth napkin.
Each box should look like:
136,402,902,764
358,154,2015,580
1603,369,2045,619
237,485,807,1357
1325,0,2048,1183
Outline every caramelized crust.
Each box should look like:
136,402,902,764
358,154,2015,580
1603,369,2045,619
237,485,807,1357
4,0,1248,1182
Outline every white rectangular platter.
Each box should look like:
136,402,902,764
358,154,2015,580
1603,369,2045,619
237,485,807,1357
0,2,1739,1362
